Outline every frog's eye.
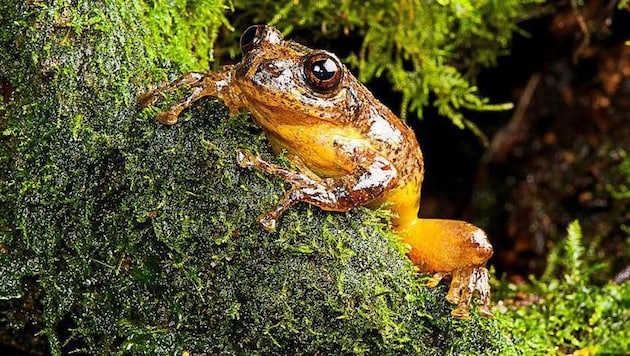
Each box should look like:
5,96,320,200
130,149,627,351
303,51,344,94
240,25,264,54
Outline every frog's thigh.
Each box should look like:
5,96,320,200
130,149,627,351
404,219,492,272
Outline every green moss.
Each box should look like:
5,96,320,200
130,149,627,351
607,150,630,201
606,151,630,273
495,221,630,354
0,1,506,354
139,0,232,72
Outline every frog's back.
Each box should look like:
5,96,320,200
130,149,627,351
354,96,424,225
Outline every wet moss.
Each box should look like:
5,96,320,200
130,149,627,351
0,1,506,354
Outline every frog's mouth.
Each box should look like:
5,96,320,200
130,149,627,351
245,96,323,128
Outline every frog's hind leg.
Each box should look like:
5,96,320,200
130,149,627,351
402,219,493,319
138,67,236,125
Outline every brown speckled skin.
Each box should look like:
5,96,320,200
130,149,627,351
140,25,493,319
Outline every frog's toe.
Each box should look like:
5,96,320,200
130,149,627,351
257,213,277,232
426,272,449,288
447,266,493,319
156,112,179,125
477,302,494,318
137,92,158,108
235,149,256,168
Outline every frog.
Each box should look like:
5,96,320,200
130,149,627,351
139,25,494,319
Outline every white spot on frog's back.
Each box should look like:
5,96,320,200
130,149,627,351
215,78,230,93
367,107,403,145
351,156,397,192
471,228,492,250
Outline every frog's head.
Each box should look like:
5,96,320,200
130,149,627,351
233,25,363,126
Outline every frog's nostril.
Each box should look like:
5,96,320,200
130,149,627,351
265,62,278,71
260,60,284,77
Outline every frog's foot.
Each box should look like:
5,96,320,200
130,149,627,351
235,149,258,169
429,266,493,319
426,272,449,288
137,91,162,108
257,213,278,232
154,112,179,125
138,73,205,108
139,70,238,126
255,189,304,232
405,219,494,319
236,150,317,232
152,86,207,125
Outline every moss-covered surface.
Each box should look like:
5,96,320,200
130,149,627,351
495,222,630,354
0,2,508,354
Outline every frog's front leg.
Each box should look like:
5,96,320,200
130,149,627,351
236,147,397,232
139,66,240,125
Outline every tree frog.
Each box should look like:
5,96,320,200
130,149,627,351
139,25,494,319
